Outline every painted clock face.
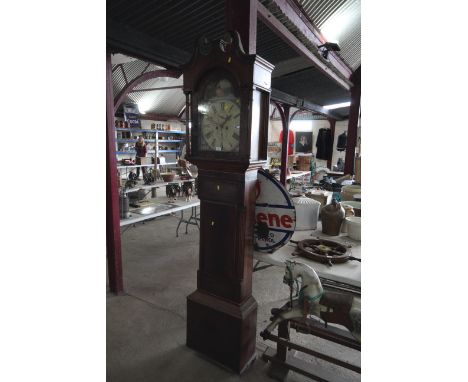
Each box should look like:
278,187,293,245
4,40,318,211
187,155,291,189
198,78,241,152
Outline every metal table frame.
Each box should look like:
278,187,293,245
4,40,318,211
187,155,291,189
176,205,200,237
120,197,200,237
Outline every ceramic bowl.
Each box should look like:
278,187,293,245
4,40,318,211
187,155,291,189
161,173,176,182
341,201,361,217
345,216,361,241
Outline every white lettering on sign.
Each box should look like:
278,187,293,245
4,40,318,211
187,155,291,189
254,169,296,252
256,212,293,229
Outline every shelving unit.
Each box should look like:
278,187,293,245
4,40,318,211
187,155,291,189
114,118,186,169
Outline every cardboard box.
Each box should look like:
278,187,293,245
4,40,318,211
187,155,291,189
296,155,311,171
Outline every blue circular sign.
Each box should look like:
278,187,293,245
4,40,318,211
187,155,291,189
254,169,296,252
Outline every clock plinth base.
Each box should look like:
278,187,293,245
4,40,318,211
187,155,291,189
186,289,258,374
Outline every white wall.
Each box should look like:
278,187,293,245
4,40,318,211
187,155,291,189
331,120,349,167
268,118,354,169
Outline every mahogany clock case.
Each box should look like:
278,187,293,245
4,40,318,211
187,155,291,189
183,32,274,374
183,32,274,168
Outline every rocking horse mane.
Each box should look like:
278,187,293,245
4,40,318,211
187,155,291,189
285,260,315,274
285,260,322,288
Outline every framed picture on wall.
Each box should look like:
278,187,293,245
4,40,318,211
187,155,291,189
295,132,313,154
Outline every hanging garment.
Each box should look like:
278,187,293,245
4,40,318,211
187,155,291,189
316,128,332,160
336,132,347,152
279,129,295,155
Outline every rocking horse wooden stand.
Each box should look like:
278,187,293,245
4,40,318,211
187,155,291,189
260,260,361,382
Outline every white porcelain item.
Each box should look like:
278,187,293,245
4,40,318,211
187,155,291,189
341,205,355,233
292,197,321,230
346,216,361,241
341,201,361,217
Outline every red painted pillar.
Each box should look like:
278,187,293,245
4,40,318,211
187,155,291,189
106,52,124,294
327,118,336,169
344,67,361,175
275,102,290,186
226,0,257,54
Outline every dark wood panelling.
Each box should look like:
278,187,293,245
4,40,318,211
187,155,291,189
187,291,257,373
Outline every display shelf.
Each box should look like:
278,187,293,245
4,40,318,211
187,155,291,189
117,139,156,143
114,119,185,181
117,164,155,169
157,130,186,134
117,162,177,169
115,128,156,133
116,128,185,134
122,178,196,194
116,150,156,155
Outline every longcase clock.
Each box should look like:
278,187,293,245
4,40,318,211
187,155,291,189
183,32,274,373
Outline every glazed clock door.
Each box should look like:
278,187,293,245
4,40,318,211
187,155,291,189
197,75,241,153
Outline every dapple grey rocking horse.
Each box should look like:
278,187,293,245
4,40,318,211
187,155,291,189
261,260,361,342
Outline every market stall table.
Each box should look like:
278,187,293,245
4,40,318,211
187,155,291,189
255,222,361,381
120,196,200,237
253,222,360,288
283,170,311,191
286,170,311,181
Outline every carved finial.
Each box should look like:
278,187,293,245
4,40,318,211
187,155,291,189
198,35,212,56
218,31,246,55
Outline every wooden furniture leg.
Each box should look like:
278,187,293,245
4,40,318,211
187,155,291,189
266,320,291,381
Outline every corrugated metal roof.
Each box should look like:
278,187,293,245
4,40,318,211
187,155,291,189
123,87,185,117
257,20,301,64
297,0,361,70
112,58,166,96
108,1,358,117
107,0,226,54
112,55,183,116
272,66,350,107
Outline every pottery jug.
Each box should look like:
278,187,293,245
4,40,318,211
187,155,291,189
321,199,345,236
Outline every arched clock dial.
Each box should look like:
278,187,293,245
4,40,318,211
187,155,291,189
200,98,240,152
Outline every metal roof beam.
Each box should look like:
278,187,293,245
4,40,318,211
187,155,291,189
271,88,343,120
129,85,184,93
257,1,352,91
274,0,353,77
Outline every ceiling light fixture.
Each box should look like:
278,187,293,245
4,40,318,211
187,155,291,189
323,101,351,110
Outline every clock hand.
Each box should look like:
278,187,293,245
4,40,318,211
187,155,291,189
219,115,233,149
220,114,232,128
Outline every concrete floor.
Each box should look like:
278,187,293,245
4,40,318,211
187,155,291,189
107,209,360,382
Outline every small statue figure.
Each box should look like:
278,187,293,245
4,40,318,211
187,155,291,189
128,171,138,181
143,172,155,185
182,182,193,201
174,184,181,197
261,260,361,342
166,184,178,203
